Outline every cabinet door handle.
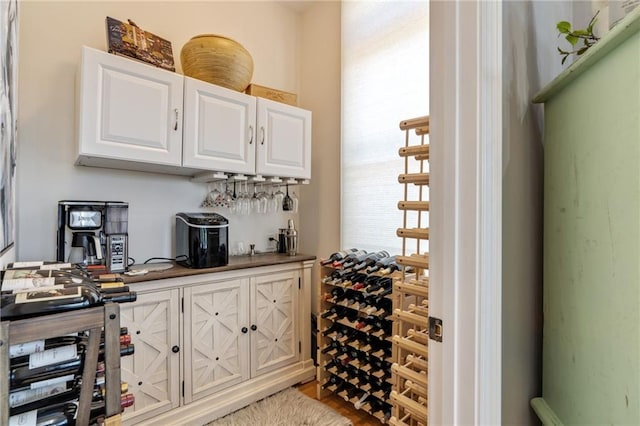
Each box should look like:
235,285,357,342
251,324,257,331
173,109,179,131
241,327,248,334
260,127,265,145
249,126,254,145
172,345,180,353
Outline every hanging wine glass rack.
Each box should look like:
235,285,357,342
390,115,429,426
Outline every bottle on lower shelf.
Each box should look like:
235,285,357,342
9,376,82,415
9,344,134,390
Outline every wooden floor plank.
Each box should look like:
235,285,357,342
297,380,381,426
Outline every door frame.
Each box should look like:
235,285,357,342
429,1,502,424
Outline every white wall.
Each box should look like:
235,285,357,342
501,1,589,423
16,1,311,263
298,1,341,313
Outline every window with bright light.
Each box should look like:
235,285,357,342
341,1,429,254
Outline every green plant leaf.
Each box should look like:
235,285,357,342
565,34,579,45
556,11,599,65
557,21,572,33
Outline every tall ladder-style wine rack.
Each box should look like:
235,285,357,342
390,116,429,426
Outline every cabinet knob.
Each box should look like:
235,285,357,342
172,345,180,353
173,109,179,131
241,327,248,334
251,324,257,331
249,126,254,145
260,127,265,145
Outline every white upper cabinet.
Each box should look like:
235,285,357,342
77,46,184,168
256,98,312,180
183,77,257,174
76,47,311,180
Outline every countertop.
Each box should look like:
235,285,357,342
122,253,316,284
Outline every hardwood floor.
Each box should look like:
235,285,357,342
297,380,382,426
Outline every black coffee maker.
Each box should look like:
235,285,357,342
56,200,129,272
69,231,102,265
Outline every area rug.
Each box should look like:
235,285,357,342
206,387,353,426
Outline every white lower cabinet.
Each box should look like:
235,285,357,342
121,261,314,426
119,289,181,424
250,271,300,376
184,277,250,402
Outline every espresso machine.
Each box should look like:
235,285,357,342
56,200,129,272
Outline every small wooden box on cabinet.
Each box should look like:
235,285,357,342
245,83,298,106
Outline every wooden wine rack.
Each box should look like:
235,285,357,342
390,115,429,426
316,263,398,424
0,304,123,426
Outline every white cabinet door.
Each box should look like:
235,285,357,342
184,278,250,403
183,77,257,174
77,46,184,166
250,270,300,377
120,289,181,424
256,98,312,179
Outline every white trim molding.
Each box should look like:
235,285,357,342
477,0,502,424
429,0,502,424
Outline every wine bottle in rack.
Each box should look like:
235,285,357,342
380,260,400,275
343,386,362,401
8,401,78,426
321,340,341,355
363,287,393,314
368,333,392,352
1,285,137,320
354,391,371,410
364,276,392,294
368,396,391,416
343,307,360,323
332,250,368,268
9,332,131,366
344,363,360,380
89,392,135,416
341,251,372,269
9,375,82,415
348,346,365,363
321,322,342,338
352,251,390,271
370,296,392,314
94,379,129,397
370,353,392,372
320,305,347,320
320,248,358,266
0,269,123,294
9,334,90,361
331,287,349,304
366,255,397,274
9,344,133,389
321,374,344,390
327,268,357,284
370,316,393,336
323,358,341,371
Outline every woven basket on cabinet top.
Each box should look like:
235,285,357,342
180,34,254,92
